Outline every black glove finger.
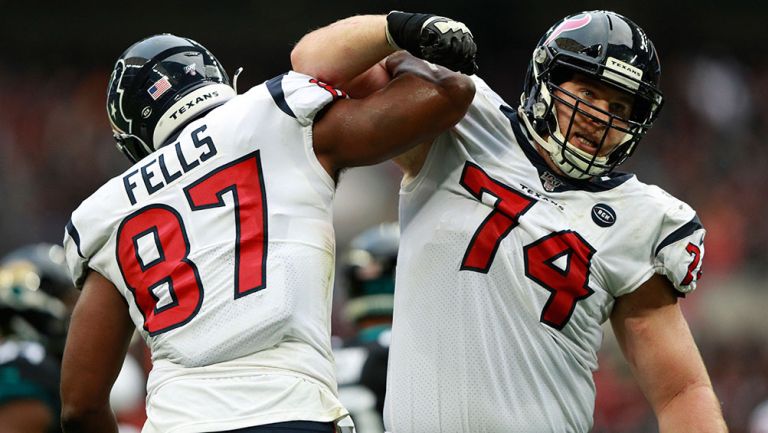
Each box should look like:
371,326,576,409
421,39,476,74
420,27,440,48
450,34,476,60
424,34,462,55
425,46,463,72
451,37,478,74
449,36,477,75
462,35,477,59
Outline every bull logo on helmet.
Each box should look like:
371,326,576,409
107,60,131,134
544,14,592,45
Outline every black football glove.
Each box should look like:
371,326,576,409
386,11,478,75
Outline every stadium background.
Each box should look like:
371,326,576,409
1,1,765,431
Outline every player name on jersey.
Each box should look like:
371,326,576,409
122,125,217,205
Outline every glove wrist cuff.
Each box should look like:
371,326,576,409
384,20,400,49
386,11,433,54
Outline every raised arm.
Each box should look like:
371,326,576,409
313,51,474,173
610,274,728,432
296,12,477,176
291,12,477,91
291,15,394,88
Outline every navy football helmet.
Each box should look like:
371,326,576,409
1,243,73,301
520,10,664,179
107,34,235,163
0,244,71,356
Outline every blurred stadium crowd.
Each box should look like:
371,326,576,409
1,2,766,432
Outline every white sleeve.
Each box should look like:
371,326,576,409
652,203,706,294
265,71,346,126
63,217,89,289
470,75,511,111
62,187,113,289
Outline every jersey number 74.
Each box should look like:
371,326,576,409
459,162,595,330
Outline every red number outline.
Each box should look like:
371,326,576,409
459,161,596,329
523,231,596,330
184,151,268,298
459,161,536,273
681,242,702,286
116,150,268,334
116,204,204,335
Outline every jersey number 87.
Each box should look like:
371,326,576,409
116,148,268,335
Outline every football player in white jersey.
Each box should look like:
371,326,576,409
292,10,728,433
59,16,476,433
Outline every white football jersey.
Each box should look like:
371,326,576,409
63,72,349,433
384,77,706,433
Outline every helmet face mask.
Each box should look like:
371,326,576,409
521,11,664,179
107,34,235,163
542,78,640,175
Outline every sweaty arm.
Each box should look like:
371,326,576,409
60,271,136,433
611,274,728,432
313,51,474,174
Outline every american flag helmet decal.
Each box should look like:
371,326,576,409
148,77,172,100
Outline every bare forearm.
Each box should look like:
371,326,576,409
291,15,395,85
611,276,727,432
657,384,728,432
60,272,134,433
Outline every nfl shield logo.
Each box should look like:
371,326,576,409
540,171,563,192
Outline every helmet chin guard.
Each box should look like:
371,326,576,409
518,106,607,180
520,10,664,179
519,83,616,180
